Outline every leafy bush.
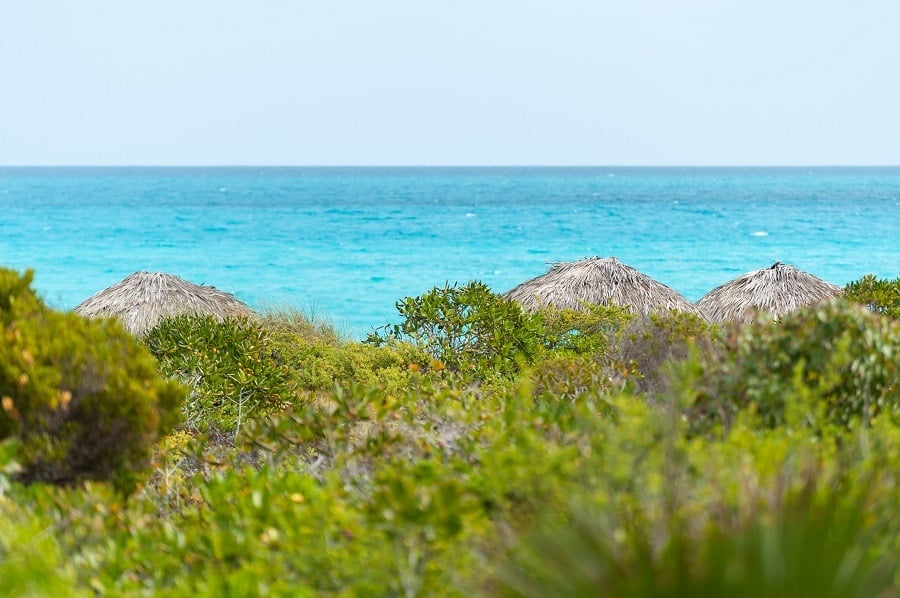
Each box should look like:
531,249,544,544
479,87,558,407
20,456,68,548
0,513,77,595
369,282,635,381
498,475,895,597
145,314,297,436
844,274,900,320
257,310,422,413
529,354,619,403
682,299,900,433
612,311,719,397
369,281,549,379
495,392,900,597
538,303,634,355
0,268,184,490
270,335,419,396
5,270,900,595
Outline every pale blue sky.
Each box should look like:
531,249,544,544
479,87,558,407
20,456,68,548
1,1,898,165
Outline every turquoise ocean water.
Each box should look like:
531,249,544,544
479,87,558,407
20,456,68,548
1,167,897,338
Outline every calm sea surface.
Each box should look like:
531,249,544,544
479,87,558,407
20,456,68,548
1,167,897,338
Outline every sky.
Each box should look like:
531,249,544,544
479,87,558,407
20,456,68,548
1,1,899,166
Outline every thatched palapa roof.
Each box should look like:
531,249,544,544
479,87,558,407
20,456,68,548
74,271,256,336
503,256,706,318
696,261,842,324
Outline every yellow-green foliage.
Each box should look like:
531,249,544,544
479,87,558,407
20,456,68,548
145,314,298,435
529,354,620,403
539,303,634,355
845,274,900,320
12,372,900,595
2,275,900,595
272,336,420,396
258,307,346,346
0,508,79,596
0,268,184,490
261,308,422,404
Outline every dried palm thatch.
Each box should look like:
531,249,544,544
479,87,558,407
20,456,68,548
696,261,842,324
503,256,706,318
74,271,256,337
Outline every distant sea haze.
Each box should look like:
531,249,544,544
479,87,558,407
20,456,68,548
1,166,898,338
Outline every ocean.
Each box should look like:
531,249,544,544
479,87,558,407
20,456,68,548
1,167,897,338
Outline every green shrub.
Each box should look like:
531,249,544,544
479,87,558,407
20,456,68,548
497,481,896,597
256,310,421,413
494,392,900,597
5,306,900,595
612,311,719,397
8,270,900,595
844,274,900,320
369,281,549,379
529,354,619,403
269,335,419,396
0,268,184,490
0,514,79,595
144,314,297,436
538,304,634,355
682,299,900,433
369,282,635,382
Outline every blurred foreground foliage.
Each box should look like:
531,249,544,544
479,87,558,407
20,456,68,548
0,268,184,493
1,273,899,595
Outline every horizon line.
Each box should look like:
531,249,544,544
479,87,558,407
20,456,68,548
2,164,900,169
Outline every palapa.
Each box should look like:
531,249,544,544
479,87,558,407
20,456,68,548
503,256,706,318
74,271,256,337
696,261,842,324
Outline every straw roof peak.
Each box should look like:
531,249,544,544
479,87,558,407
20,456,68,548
696,261,842,324
74,271,256,337
503,256,706,318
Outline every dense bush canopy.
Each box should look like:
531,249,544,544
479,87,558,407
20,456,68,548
0,268,184,491
844,273,900,320
1,273,898,595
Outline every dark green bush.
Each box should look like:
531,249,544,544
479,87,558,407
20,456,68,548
844,274,900,320
145,314,297,435
683,299,900,433
0,268,184,489
369,281,549,379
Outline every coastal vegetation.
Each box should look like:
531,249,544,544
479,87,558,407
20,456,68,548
0,267,898,595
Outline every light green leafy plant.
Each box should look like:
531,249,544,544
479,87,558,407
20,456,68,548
844,274,900,320
145,314,297,436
